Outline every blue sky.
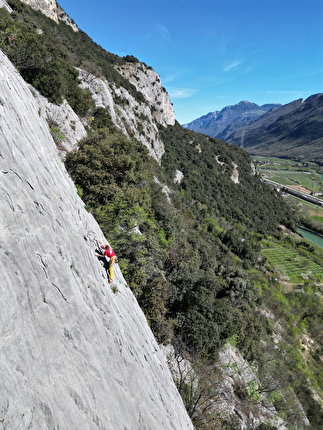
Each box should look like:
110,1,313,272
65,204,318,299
60,0,323,124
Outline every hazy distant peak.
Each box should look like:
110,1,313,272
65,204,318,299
183,100,275,137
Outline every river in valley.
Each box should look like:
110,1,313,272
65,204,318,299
297,226,323,248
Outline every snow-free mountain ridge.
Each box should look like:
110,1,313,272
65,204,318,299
182,100,281,140
183,95,323,163
226,94,323,163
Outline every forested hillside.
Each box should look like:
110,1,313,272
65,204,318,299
65,121,323,429
1,1,323,428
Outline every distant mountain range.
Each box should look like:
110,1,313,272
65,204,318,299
182,101,282,140
183,94,323,163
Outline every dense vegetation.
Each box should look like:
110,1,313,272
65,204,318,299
255,237,323,428
2,1,323,427
65,120,323,428
65,121,293,356
159,122,296,234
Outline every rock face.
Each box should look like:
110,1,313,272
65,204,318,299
56,2,79,31
31,86,87,152
77,65,172,162
116,62,175,128
28,64,173,160
0,50,193,429
19,0,79,30
0,0,12,11
216,345,289,429
77,60,175,162
20,0,57,20
29,63,174,161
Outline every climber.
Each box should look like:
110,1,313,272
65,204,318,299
94,238,118,284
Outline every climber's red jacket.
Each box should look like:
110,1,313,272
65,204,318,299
102,245,116,259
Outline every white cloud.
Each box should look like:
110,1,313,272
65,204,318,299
223,60,242,73
168,88,198,99
244,64,256,72
155,23,171,42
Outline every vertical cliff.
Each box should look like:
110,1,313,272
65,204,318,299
0,50,193,429
77,62,174,162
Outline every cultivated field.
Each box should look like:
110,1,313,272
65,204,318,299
263,245,323,283
254,156,323,194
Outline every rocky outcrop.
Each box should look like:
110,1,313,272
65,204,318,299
30,86,87,152
78,63,174,162
0,0,12,11
217,344,310,429
25,63,174,160
164,342,297,430
56,2,79,31
174,169,184,184
19,0,78,30
0,49,193,429
116,62,175,127
20,0,57,22
215,345,282,429
230,162,239,184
